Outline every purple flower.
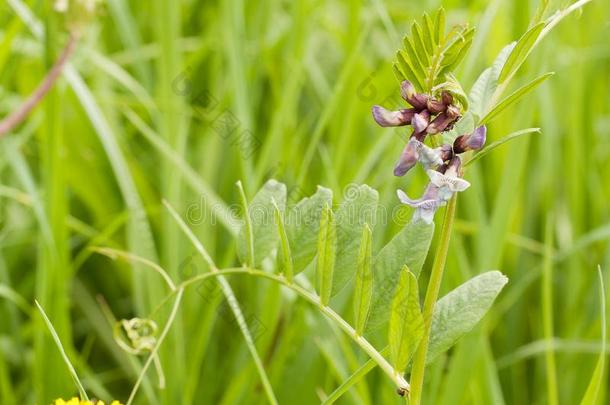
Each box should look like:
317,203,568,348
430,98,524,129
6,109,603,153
453,125,487,153
397,156,471,224
400,80,429,110
425,105,461,135
394,139,419,176
393,138,444,176
371,105,417,127
411,110,430,135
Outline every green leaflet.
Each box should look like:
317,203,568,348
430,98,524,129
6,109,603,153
273,201,293,283
316,204,337,306
411,21,430,66
469,42,515,119
366,221,435,331
388,268,424,373
434,7,445,45
286,186,333,274
422,13,436,51
479,72,554,125
498,22,545,84
236,179,287,267
353,224,373,336
331,185,378,297
426,271,508,365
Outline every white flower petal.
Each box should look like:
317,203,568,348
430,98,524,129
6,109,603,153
426,169,471,192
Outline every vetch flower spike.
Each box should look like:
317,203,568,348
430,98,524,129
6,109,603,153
371,105,417,127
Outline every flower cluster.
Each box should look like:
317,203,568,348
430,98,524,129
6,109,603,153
371,80,487,223
52,399,123,405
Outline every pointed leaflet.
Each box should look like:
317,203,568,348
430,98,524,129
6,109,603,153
434,8,445,45
353,224,373,336
426,271,508,364
388,267,423,373
422,13,436,52
411,21,430,66
366,221,434,331
498,22,545,84
331,185,378,296
273,201,293,283
237,180,287,267
480,72,554,125
316,204,336,306
398,46,426,91
286,186,333,274
439,28,474,69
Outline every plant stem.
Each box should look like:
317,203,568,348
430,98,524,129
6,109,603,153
0,34,77,138
409,194,457,404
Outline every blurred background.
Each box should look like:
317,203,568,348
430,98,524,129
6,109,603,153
0,0,609,404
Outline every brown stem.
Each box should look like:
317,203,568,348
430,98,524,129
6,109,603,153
0,34,78,138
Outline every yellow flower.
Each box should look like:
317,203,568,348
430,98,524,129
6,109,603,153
51,398,123,405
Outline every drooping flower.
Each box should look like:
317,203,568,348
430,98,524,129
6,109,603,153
411,110,430,135
393,138,444,176
453,125,487,153
400,80,429,110
397,183,446,224
425,105,461,134
371,106,417,127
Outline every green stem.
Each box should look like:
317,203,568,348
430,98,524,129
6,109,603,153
409,195,457,404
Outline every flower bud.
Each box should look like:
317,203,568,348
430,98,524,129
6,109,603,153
441,91,453,106
400,80,428,110
453,125,487,153
426,98,446,114
425,105,461,134
371,106,416,127
400,80,417,102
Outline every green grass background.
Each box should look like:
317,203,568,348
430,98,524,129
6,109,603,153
0,0,609,404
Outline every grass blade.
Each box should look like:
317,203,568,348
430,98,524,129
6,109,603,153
35,300,89,400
